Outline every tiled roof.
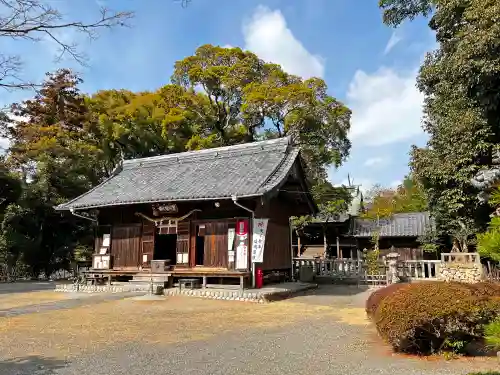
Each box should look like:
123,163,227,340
56,137,302,211
352,212,433,238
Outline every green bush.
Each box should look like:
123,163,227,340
484,317,500,349
467,373,500,375
365,283,409,318
374,281,500,355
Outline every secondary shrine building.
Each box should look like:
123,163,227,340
56,137,317,287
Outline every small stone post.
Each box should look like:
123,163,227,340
386,252,400,284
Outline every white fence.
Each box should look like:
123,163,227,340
398,260,441,281
293,257,442,284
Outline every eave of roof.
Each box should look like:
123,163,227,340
56,137,309,211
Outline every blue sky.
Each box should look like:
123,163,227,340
0,0,436,192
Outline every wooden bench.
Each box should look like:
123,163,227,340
178,278,200,291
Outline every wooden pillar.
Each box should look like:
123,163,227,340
323,225,327,258
239,275,244,291
336,236,340,259
202,276,207,289
297,235,301,257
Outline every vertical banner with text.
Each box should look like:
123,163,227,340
251,218,269,263
235,219,249,270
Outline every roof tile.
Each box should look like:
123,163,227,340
352,212,433,237
57,137,300,210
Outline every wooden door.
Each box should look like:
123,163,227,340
204,222,228,268
176,221,190,266
111,224,141,269
141,222,155,268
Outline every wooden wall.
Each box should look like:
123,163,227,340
255,194,294,271
91,193,308,272
202,221,229,268
111,224,141,269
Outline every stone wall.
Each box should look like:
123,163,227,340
437,252,484,283
437,263,483,283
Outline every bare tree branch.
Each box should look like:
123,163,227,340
0,0,134,90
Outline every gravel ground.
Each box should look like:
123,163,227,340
0,285,498,375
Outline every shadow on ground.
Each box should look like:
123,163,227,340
0,355,68,374
0,281,56,295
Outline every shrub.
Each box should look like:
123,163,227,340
467,373,500,375
484,317,500,349
374,281,500,355
365,283,409,318
468,282,500,297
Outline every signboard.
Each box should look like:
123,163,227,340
228,228,236,264
235,219,249,270
251,218,269,263
152,203,178,216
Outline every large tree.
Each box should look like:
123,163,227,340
1,70,96,277
171,44,351,181
85,85,198,177
0,0,133,90
379,0,500,251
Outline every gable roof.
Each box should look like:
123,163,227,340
352,212,433,238
56,137,309,211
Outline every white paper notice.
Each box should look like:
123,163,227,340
227,228,235,251
236,244,248,270
251,218,269,263
102,234,110,247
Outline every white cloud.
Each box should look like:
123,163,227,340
363,157,388,167
346,67,424,146
222,44,234,49
384,31,402,55
242,6,324,79
390,180,402,188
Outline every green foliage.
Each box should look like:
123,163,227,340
290,183,352,230
378,0,434,27
378,0,500,248
477,217,500,262
375,281,500,355
362,175,428,221
171,44,351,180
0,161,22,213
364,248,381,274
484,317,500,349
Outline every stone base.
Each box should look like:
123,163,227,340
163,282,317,303
54,282,317,303
54,283,163,293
